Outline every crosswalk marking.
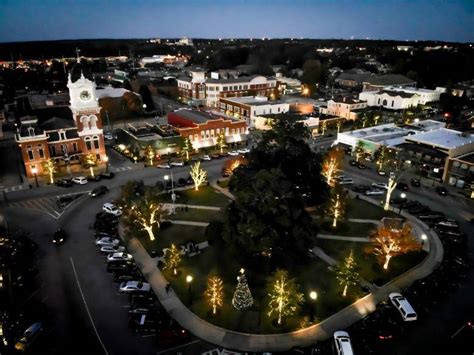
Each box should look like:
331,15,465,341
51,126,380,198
113,166,132,172
2,185,25,193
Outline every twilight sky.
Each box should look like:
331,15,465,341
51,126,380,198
0,0,473,43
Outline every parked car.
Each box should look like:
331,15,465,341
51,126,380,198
357,163,367,169
437,219,459,228
333,331,354,355
396,183,409,191
210,154,221,159
119,281,151,293
103,203,122,216
177,178,187,187
99,171,115,179
238,148,250,154
72,176,88,185
351,185,371,193
95,237,120,247
377,170,387,176
87,175,102,182
410,178,421,187
372,182,388,190
338,178,354,185
128,313,158,333
52,229,67,245
104,132,114,141
227,150,240,156
90,185,108,197
55,178,73,187
157,163,171,169
349,160,358,166
14,322,43,352
107,252,133,263
365,189,385,196
201,155,211,161
389,293,417,321
100,245,126,254
170,160,184,167
436,186,448,196
107,261,136,273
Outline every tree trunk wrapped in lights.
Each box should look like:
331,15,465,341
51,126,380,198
366,222,420,270
42,158,57,184
163,244,182,274
216,132,227,154
145,145,156,166
267,270,304,325
232,271,253,311
82,153,98,177
335,250,359,296
327,186,347,228
322,147,344,187
181,137,192,161
205,276,224,315
190,161,207,191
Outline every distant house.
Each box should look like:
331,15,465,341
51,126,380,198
362,74,416,92
319,97,367,120
359,89,420,110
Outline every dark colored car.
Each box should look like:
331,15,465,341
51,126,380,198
210,154,221,159
87,175,102,182
53,229,67,245
410,178,421,187
177,178,187,187
350,160,358,166
436,186,448,196
107,261,136,273
396,183,409,191
100,171,115,179
357,163,367,169
55,178,73,187
90,185,109,197
14,322,43,351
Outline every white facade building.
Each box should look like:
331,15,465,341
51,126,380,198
319,98,367,120
359,86,441,110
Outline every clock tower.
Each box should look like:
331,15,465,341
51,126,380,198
67,71,106,162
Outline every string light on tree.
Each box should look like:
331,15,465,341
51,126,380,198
205,276,224,315
42,158,57,184
232,268,254,311
190,161,208,191
164,244,182,275
335,250,359,297
267,270,304,325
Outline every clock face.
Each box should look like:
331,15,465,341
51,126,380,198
80,90,91,101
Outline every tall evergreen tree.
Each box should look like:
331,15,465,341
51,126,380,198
335,250,359,297
232,270,253,310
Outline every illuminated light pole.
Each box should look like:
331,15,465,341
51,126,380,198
421,234,427,247
186,275,193,305
104,156,109,173
309,291,318,322
399,192,406,215
164,174,176,214
31,167,39,187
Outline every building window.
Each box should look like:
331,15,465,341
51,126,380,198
61,144,68,155
73,142,78,152
194,134,198,141
50,145,56,156
210,129,215,137
391,100,394,107
84,136,92,150
27,146,34,160
225,127,229,135
28,127,35,137
231,129,235,134
90,115,98,128
92,135,100,149
38,146,44,159
201,131,205,139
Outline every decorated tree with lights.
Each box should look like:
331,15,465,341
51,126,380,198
163,244,182,275
42,158,57,184
82,153,97,177
322,147,344,187
232,269,253,310
190,161,207,191
267,270,304,325
327,186,347,228
216,131,227,154
120,191,168,241
181,137,192,160
335,250,359,296
320,120,327,135
205,276,224,315
366,222,420,270
145,145,156,165
222,156,247,177
353,141,366,163
373,145,396,172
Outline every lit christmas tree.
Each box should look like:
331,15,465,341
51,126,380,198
205,276,224,314
232,269,254,310
335,250,359,297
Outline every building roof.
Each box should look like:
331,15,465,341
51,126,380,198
206,75,275,84
405,128,474,150
41,117,76,131
363,74,415,86
335,72,374,84
222,96,287,107
171,109,240,125
378,90,418,99
96,86,131,99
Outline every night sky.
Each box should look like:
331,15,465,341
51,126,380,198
0,0,473,43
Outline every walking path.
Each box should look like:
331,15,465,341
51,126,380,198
163,203,221,211
170,220,209,227
310,246,338,266
317,234,371,242
211,182,235,201
121,192,443,352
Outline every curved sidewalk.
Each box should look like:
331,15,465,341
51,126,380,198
122,196,444,352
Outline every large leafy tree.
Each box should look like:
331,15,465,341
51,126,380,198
224,117,328,261
373,145,396,172
322,147,344,187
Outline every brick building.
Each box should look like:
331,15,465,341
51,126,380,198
15,70,106,178
167,109,247,149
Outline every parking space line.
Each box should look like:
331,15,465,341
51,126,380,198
156,340,200,354
70,257,109,355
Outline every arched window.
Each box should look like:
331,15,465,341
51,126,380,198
382,99,388,106
89,115,98,129
92,135,100,149
84,136,92,150
81,116,90,130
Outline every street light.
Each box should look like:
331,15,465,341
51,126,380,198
309,291,318,321
164,174,176,213
186,275,193,305
421,234,427,247
103,156,109,173
31,167,39,187
399,193,407,215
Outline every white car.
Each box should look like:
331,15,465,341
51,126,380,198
338,178,354,185
119,281,151,293
238,148,250,154
372,182,388,190
103,203,122,216
157,163,171,169
333,331,354,355
95,237,120,247
201,155,211,161
365,188,385,196
104,133,114,141
227,150,240,156
170,160,184,167
107,252,133,263
72,176,88,185
389,293,417,321
100,245,125,254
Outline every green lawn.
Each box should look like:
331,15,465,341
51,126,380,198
346,198,399,220
163,186,231,208
319,220,376,238
169,208,224,223
316,239,427,286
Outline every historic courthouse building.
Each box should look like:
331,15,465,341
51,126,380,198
16,70,106,178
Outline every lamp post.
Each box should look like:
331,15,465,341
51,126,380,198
186,275,193,305
399,193,406,215
104,156,109,173
31,167,39,187
309,291,318,322
164,174,176,213
421,234,427,247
